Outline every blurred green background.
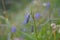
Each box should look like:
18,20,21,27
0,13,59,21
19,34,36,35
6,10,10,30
0,0,60,40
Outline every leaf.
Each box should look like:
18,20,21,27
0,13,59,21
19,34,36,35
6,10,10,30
18,30,35,40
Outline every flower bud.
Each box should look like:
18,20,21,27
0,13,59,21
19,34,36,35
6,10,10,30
34,13,41,20
23,14,30,24
11,26,16,33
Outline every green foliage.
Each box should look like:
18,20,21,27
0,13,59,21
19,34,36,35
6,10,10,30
0,0,60,40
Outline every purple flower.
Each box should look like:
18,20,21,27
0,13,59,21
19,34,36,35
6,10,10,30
46,2,50,9
34,13,41,19
11,26,16,33
23,14,30,24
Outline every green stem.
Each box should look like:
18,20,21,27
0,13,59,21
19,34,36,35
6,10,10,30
31,10,38,40
33,16,38,40
2,0,8,18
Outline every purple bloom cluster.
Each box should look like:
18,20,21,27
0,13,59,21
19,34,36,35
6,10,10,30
34,13,41,19
23,14,30,24
23,13,41,24
11,26,16,33
46,2,50,10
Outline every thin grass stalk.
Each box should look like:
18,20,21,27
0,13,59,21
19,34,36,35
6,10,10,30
2,0,8,19
30,9,38,40
54,32,56,40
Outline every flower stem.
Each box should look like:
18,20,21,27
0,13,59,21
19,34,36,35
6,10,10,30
54,32,56,40
31,10,38,40
33,16,38,40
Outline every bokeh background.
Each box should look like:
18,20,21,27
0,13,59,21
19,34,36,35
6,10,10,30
0,0,60,40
